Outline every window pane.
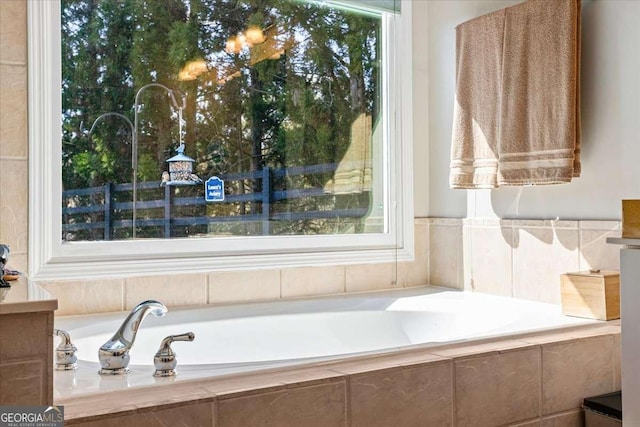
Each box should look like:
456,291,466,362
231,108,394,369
61,0,388,241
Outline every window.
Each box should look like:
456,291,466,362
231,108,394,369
28,0,414,280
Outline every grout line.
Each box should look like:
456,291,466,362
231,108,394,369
578,223,583,270
205,273,210,304
451,359,457,427
121,278,127,311
0,60,27,67
0,156,28,161
343,265,347,294
610,334,616,391
538,345,544,419
345,375,352,427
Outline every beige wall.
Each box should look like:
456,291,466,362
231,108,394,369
426,0,640,219
0,0,29,274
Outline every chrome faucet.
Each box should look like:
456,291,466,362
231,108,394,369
98,300,167,375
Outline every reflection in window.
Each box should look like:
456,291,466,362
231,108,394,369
61,0,395,241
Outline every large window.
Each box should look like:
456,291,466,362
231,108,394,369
28,0,414,280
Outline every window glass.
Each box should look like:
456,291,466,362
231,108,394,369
61,0,395,241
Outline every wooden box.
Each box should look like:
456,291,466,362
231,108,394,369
622,199,640,238
560,270,620,320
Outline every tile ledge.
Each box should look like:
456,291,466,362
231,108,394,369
56,321,618,423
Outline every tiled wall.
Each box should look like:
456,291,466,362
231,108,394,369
0,310,54,405
430,218,621,304
38,219,429,315
61,324,621,426
0,0,29,274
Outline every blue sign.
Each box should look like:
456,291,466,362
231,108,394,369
205,176,225,202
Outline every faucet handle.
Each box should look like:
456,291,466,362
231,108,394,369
54,329,78,371
153,332,195,377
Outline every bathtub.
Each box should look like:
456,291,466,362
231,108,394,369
54,286,597,399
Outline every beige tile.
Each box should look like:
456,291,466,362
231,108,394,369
508,420,541,427
217,380,346,427
60,381,212,420
0,159,28,252
5,251,27,274
0,64,28,157
613,333,621,390
542,335,616,414
469,226,513,296
414,220,429,265
280,266,345,298
349,362,452,427
519,324,619,346
345,263,397,292
578,220,620,231
69,401,214,427
398,222,429,287
0,312,50,358
201,366,343,398
541,410,584,427
327,351,448,376
429,223,462,288
455,348,540,426
511,220,578,229
0,359,45,405
579,229,621,271
262,367,345,388
39,280,124,315
513,227,579,305
429,218,463,226
199,374,285,399
397,260,429,288
125,274,207,309
461,224,473,290
430,339,535,359
208,269,280,304
0,0,27,64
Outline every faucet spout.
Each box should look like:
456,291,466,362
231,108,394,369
98,300,167,375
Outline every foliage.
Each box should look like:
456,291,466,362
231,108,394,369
61,0,382,239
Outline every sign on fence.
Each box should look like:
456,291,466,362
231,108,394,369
205,176,225,202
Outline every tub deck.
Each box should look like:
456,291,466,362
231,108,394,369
57,320,620,426
53,287,621,426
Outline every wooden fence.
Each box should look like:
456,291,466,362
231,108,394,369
62,163,370,240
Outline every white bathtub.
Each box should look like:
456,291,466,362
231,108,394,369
54,287,596,399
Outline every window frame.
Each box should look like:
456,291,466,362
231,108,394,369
27,0,414,281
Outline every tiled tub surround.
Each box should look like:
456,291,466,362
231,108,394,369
429,218,622,304
53,287,596,398
0,278,57,405
56,321,621,427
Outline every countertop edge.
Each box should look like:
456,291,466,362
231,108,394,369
0,278,58,314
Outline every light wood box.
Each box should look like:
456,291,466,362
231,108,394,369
560,270,620,320
622,199,640,238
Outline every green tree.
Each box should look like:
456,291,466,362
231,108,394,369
62,0,383,240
